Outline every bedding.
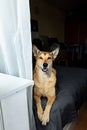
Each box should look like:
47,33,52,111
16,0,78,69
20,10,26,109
33,66,87,130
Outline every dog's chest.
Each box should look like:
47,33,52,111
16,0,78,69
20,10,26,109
39,72,53,85
37,81,51,96
34,68,56,96
41,74,50,82
35,74,55,96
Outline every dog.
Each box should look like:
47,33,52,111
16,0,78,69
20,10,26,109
33,45,59,125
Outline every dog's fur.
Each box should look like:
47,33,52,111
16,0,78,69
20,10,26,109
33,45,59,125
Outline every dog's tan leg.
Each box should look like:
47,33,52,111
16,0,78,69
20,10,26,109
41,95,55,125
34,95,44,121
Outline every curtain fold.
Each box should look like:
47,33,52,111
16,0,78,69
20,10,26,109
0,0,32,79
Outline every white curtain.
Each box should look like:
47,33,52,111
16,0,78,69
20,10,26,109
0,0,32,79
0,0,36,130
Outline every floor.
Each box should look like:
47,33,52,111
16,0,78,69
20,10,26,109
63,101,87,130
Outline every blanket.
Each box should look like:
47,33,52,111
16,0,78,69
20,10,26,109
33,66,87,130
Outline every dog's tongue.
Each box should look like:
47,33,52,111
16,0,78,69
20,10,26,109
42,68,48,72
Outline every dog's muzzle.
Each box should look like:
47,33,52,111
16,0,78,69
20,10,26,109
42,63,48,72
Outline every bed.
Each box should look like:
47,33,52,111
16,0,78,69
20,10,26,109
33,66,87,130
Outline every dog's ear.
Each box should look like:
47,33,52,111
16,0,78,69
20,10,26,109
33,45,40,58
52,47,59,60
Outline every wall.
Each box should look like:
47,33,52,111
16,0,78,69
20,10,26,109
30,0,65,42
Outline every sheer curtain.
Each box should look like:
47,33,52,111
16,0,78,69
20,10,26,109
0,0,36,130
0,0,32,79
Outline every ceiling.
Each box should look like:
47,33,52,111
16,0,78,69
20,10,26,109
45,0,87,12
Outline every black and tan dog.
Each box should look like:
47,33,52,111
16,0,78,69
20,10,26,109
33,45,59,125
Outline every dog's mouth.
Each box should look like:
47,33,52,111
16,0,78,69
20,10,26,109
42,67,48,72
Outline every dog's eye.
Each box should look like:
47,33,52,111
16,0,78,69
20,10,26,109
39,57,43,59
48,57,51,59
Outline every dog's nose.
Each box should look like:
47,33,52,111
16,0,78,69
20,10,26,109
43,63,48,68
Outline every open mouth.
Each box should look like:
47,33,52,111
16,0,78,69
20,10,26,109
42,67,48,72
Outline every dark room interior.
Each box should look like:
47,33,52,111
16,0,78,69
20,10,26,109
30,0,87,69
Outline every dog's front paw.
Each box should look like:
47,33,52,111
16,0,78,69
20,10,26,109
41,111,50,125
